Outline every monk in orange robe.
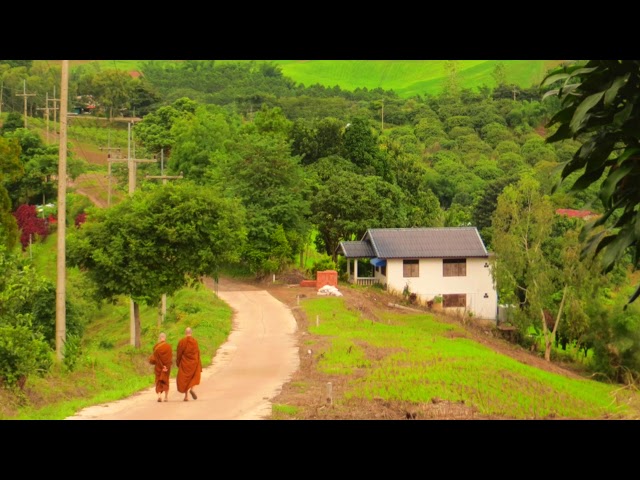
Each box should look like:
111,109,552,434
176,327,202,401
149,332,172,402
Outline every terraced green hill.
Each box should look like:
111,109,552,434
270,60,564,97
67,60,565,98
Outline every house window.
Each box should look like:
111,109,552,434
381,265,386,276
443,294,466,308
443,258,466,277
403,259,419,277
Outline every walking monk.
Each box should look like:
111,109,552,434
149,332,172,402
176,327,202,401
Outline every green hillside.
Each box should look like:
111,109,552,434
270,60,563,97
67,60,564,98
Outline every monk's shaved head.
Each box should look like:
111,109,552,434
185,327,192,336
159,332,166,341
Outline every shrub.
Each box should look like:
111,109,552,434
0,325,53,389
12,204,49,251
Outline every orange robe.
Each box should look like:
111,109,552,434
176,336,202,393
148,340,172,394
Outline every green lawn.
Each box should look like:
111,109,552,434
293,296,640,419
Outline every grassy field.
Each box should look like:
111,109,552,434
63,60,564,98
269,296,640,419
271,60,563,97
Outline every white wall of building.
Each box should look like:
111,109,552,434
381,257,497,320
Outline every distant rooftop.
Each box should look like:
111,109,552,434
556,209,596,218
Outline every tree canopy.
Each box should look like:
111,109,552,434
542,60,640,306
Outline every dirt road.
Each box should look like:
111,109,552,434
65,277,299,420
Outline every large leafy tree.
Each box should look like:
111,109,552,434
209,131,311,276
342,116,389,179
542,60,640,306
312,171,410,261
168,104,237,180
491,175,557,359
492,175,605,361
133,97,199,157
67,182,246,348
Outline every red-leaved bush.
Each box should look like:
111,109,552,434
13,204,49,250
75,212,87,228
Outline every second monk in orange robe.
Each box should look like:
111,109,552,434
176,327,202,401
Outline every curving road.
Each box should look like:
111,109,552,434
65,278,299,420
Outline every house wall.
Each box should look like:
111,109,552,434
384,257,497,320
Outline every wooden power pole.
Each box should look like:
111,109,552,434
56,61,69,362
36,92,51,144
126,121,157,348
101,131,123,207
15,80,36,128
145,149,183,326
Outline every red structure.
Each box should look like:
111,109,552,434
299,270,339,288
555,209,596,220
316,270,338,289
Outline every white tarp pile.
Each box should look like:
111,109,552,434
317,285,343,296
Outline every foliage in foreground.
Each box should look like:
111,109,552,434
0,281,232,419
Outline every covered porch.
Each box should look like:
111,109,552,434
345,258,381,286
339,240,383,286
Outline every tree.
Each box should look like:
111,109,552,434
209,132,311,276
0,136,22,250
312,172,409,261
67,182,246,348
542,60,640,306
342,117,389,179
133,97,199,156
0,246,54,387
492,62,508,87
491,175,557,360
91,69,135,119
442,60,461,99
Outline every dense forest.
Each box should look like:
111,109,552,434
1,59,639,400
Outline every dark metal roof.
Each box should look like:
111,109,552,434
339,241,376,258
339,228,489,259
365,227,489,259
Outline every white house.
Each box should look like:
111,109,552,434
338,227,498,321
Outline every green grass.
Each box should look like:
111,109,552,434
265,60,561,97
298,297,640,419
271,403,299,418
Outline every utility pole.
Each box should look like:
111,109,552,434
145,148,183,326
49,87,60,136
36,92,51,143
101,131,123,207
126,121,157,348
15,80,36,128
56,61,69,362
